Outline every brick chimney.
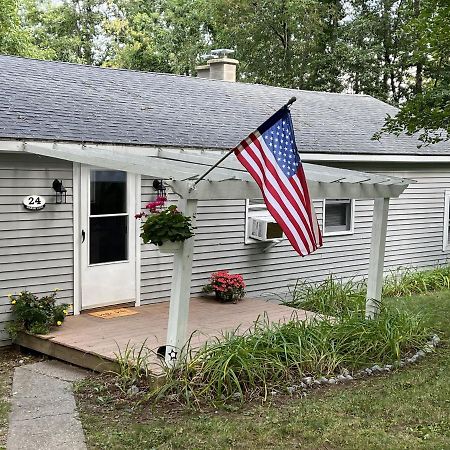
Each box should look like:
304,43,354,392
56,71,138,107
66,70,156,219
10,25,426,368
196,49,239,82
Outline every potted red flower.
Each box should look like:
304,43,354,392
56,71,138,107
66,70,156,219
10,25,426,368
202,271,246,303
136,196,194,253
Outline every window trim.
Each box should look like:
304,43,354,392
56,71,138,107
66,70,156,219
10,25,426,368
322,198,355,237
443,190,450,251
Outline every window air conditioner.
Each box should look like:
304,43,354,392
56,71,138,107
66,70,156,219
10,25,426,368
248,217,283,241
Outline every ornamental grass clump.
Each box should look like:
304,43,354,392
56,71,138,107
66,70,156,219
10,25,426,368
383,266,450,297
6,290,69,337
283,275,367,317
151,307,429,406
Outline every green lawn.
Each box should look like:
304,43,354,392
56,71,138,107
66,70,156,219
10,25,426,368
76,291,450,450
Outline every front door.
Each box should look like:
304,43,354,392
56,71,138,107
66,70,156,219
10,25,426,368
80,166,136,310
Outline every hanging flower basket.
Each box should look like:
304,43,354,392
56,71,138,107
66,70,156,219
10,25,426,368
136,201,195,248
158,241,183,254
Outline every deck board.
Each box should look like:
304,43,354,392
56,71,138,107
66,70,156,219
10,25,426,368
17,296,312,372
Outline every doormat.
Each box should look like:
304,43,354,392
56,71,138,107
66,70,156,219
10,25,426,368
88,308,139,319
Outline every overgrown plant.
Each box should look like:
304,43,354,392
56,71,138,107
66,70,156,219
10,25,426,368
284,266,450,318
283,275,366,317
113,340,155,392
6,290,68,337
383,266,450,297
150,308,429,406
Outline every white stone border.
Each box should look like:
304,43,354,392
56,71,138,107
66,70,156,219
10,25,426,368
284,334,441,394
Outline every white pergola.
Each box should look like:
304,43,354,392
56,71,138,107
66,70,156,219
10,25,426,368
22,141,412,365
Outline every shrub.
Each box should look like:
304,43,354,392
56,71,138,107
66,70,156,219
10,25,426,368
7,290,68,337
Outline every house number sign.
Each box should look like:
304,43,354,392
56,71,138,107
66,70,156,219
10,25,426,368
23,195,46,210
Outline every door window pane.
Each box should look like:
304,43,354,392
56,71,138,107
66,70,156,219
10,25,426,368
89,216,128,264
90,170,127,215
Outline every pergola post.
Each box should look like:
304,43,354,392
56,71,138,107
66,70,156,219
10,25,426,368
365,197,390,319
165,198,198,366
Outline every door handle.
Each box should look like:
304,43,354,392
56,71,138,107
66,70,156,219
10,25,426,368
81,230,86,243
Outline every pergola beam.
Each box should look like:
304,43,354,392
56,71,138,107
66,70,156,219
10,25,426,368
168,179,408,201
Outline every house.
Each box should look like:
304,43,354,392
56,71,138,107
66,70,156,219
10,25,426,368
0,54,448,349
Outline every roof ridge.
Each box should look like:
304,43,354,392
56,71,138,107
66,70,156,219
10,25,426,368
0,54,371,98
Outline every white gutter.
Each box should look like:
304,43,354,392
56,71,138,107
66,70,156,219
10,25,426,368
1,139,450,164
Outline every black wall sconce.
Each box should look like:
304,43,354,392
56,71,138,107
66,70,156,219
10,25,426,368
52,179,67,204
152,179,166,198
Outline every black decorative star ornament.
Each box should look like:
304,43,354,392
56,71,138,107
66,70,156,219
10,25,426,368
168,349,178,361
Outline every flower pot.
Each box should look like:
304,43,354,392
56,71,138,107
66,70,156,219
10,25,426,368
158,241,183,254
214,290,237,303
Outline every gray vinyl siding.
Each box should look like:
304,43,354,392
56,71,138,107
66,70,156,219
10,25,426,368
140,163,450,304
0,153,73,346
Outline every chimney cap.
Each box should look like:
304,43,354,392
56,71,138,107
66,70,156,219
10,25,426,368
209,49,235,59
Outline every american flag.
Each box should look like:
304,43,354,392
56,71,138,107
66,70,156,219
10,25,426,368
234,107,323,256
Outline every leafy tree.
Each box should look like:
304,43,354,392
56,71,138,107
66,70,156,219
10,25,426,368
25,0,107,64
206,0,345,90
0,0,45,57
376,0,450,144
104,0,209,74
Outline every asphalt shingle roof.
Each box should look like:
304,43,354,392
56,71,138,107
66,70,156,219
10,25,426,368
1,55,448,155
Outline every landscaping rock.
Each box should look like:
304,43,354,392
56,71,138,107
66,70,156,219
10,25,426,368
127,385,139,396
318,377,329,384
328,378,337,384
302,377,313,386
337,374,347,381
431,335,440,346
371,365,382,373
416,350,425,358
286,386,296,395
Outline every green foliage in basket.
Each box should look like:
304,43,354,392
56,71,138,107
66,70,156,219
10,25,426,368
140,205,194,246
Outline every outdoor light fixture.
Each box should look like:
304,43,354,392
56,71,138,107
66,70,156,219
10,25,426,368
52,179,67,204
152,179,166,197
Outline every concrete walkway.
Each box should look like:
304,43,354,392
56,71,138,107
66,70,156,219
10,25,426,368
7,360,88,450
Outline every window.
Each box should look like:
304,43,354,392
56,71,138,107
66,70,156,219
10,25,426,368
443,191,450,251
323,199,354,236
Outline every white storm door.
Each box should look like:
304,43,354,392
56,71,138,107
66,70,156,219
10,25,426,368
80,166,136,309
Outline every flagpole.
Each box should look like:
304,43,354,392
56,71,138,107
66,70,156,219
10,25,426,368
191,96,297,188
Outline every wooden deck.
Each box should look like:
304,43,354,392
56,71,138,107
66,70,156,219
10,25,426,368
16,296,311,373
